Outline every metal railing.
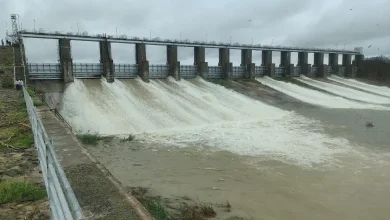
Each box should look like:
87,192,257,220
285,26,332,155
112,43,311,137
23,87,84,220
180,65,197,79
28,63,63,80
149,64,170,79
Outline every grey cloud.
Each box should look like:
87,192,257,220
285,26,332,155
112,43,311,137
1,0,389,64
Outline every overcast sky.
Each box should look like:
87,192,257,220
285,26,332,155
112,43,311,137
1,0,389,65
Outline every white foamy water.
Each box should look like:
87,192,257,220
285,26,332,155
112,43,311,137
257,77,388,110
297,76,390,104
61,77,357,167
328,75,390,98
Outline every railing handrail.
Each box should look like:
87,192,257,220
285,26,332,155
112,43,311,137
22,87,83,220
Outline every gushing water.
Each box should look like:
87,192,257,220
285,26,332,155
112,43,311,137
60,77,356,167
328,75,390,98
257,76,389,110
297,76,390,104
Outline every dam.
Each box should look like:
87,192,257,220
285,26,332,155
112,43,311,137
4,16,390,220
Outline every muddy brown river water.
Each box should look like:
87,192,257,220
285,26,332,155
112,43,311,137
89,108,390,220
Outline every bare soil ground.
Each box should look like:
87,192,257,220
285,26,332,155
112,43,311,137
0,88,49,220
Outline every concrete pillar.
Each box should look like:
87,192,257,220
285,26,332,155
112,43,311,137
342,54,352,77
241,49,252,78
99,40,114,83
139,61,149,82
302,64,312,76
280,51,291,67
328,53,338,67
342,54,351,66
194,47,205,65
247,63,255,79
262,50,273,76
266,64,275,77
218,48,230,66
262,50,272,66
58,39,74,83
223,62,233,79
297,52,308,66
136,43,149,82
167,45,180,80
317,65,328,77
314,52,324,67
241,49,252,66
219,48,230,79
285,64,294,77
346,65,356,78
334,65,344,77
136,43,147,65
328,53,338,74
355,54,365,77
280,51,292,77
198,62,209,79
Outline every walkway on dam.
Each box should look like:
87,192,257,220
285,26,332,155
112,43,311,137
36,106,145,220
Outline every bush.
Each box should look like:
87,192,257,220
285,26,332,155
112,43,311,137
77,132,113,146
0,180,46,204
33,101,43,107
140,198,171,220
121,134,135,142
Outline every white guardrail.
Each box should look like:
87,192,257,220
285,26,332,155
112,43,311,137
23,86,84,220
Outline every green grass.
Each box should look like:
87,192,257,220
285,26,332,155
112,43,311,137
26,88,36,98
0,127,34,150
26,88,43,107
0,64,13,68
33,101,44,107
0,97,33,150
77,132,114,146
0,180,46,204
140,199,172,220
